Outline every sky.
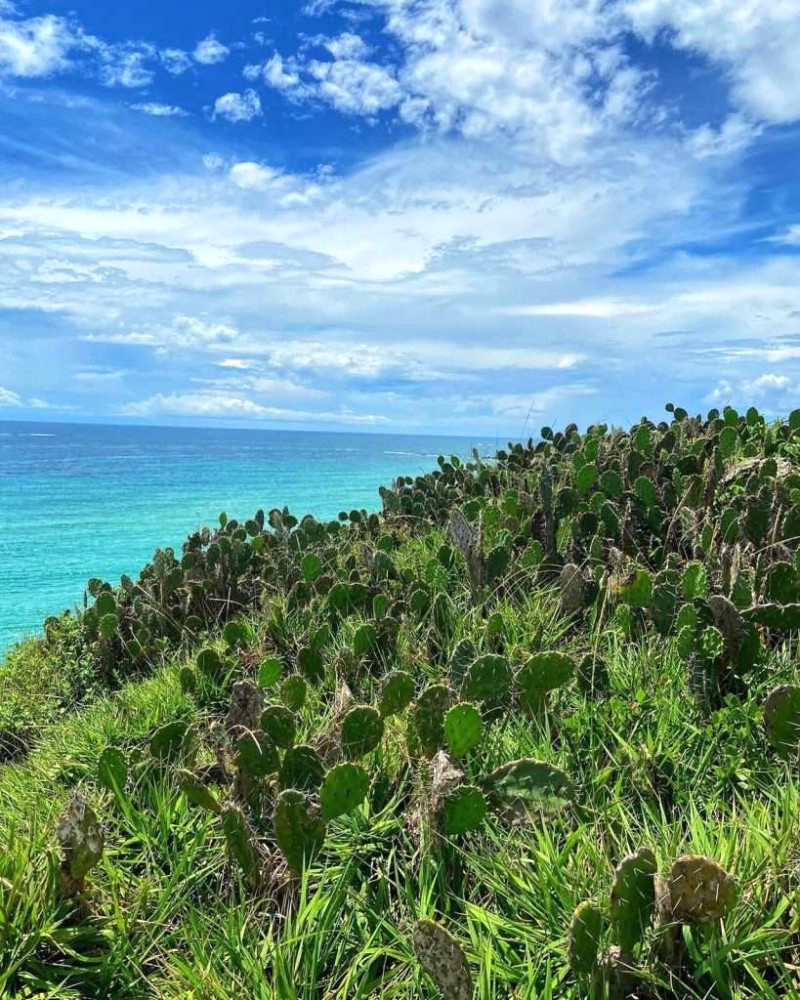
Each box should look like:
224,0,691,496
1,1,800,437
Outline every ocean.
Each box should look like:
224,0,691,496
0,421,489,657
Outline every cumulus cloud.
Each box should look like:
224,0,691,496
0,13,76,77
193,34,229,65
212,89,262,122
160,47,192,75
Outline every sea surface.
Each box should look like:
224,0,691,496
0,421,488,656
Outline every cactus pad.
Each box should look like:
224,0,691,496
279,744,324,791
411,918,473,1000
274,789,326,874
220,804,260,887
56,794,104,888
257,656,282,689
610,848,657,954
176,769,222,814
516,652,575,697
460,654,511,703
281,674,308,712
320,762,369,821
341,705,384,759
440,784,486,836
196,647,226,680
260,705,297,748
235,729,280,778
568,900,604,977
481,757,573,812
763,684,800,758
443,703,483,758
97,747,128,793
667,855,737,923
224,680,263,735
411,684,452,758
150,720,189,761
379,670,415,717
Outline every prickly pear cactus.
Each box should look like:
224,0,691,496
568,900,604,977
411,684,452,758
559,563,586,615
440,785,486,836
176,768,222,814
379,670,415,717
274,788,326,874
196,647,226,681
763,684,800,758
460,654,510,704
220,803,260,888
320,762,369,822
150,720,189,761
224,680,263,735
516,652,575,701
667,855,737,923
610,848,657,955
235,729,280,778
97,747,128,793
443,703,483,758
279,744,324,791
341,705,384,759
281,674,308,712
480,757,573,812
411,918,473,1000
259,705,297,748
56,794,104,895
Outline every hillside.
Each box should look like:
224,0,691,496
1,402,799,999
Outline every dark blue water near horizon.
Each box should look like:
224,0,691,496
0,421,491,655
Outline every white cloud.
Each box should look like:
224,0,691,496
193,34,229,65
686,113,760,160
160,47,192,75
770,225,800,247
120,390,388,425
0,385,22,406
98,47,154,88
74,367,123,383
228,161,280,189
212,89,262,122
0,13,75,77
307,57,403,116
622,0,800,123
321,32,370,60
130,102,188,117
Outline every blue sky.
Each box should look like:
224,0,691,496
1,0,800,436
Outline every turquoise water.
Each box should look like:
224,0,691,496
0,422,487,656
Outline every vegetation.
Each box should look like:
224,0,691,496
1,401,800,998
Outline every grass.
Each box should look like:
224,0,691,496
1,590,798,998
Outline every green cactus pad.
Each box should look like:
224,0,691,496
681,562,708,600
274,789,326,874
179,666,198,695
568,900,604,977
56,794,104,884
634,476,658,507
301,552,323,583
411,684,452,758
257,656,282,689
279,744,324,791
516,652,575,697
763,684,800,758
460,654,511,703
176,768,222,814
765,561,798,604
297,645,324,683
743,603,800,629
443,703,483,758
95,591,116,617
320,762,369,821
235,730,280,778
411,919,473,1000
440,784,486,836
341,705,384,759
260,705,297,748
281,674,308,712
220,803,260,887
150,721,189,761
481,757,573,811
97,747,128,793
222,619,252,649
610,848,657,955
379,670,415,717
353,623,378,657
575,654,609,695
196,647,226,680
619,567,653,608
